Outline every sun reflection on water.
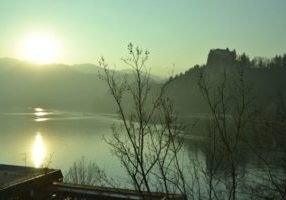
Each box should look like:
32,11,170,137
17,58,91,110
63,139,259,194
34,107,50,122
34,111,48,117
32,132,46,168
34,118,49,122
34,108,44,112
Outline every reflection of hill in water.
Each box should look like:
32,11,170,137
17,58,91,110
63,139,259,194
185,132,284,175
0,107,283,197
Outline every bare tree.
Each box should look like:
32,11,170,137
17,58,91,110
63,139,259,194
99,43,187,198
197,65,255,200
65,157,115,187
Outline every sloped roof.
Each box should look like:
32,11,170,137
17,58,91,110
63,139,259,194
50,182,185,200
0,164,63,197
0,164,184,200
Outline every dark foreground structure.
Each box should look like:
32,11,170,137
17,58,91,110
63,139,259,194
0,164,184,200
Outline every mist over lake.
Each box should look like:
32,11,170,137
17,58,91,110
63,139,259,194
1,49,286,199
1,1,286,198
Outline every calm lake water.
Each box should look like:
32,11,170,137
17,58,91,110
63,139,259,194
0,107,123,176
0,107,283,198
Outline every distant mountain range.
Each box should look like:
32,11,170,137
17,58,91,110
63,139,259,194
0,50,285,115
0,58,163,112
0,59,103,111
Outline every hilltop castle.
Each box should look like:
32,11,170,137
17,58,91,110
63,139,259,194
207,48,237,70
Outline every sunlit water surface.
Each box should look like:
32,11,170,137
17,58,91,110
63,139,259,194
0,107,121,176
0,107,283,198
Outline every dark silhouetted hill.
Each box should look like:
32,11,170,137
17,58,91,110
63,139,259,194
165,49,286,115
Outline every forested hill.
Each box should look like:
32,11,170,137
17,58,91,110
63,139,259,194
165,49,286,115
0,50,285,115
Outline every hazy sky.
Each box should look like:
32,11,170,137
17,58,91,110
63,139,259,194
0,0,285,76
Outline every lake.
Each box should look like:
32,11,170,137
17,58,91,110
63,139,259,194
0,107,123,176
0,107,283,198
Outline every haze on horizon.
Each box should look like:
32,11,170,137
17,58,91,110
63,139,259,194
0,0,285,76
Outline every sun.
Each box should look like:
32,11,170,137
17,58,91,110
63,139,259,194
20,32,61,64
32,132,46,168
